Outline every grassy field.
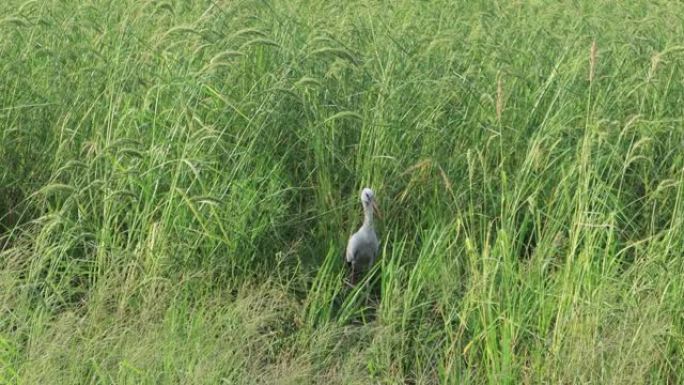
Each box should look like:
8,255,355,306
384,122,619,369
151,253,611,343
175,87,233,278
2,0,684,383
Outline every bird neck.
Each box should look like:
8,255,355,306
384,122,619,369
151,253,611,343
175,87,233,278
362,206,374,228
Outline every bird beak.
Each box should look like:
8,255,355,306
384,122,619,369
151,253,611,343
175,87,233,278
372,200,382,220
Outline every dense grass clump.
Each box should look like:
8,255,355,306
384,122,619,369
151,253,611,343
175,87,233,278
2,0,684,383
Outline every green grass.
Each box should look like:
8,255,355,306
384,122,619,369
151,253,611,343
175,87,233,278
2,0,684,383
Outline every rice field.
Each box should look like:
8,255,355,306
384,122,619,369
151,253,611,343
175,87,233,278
2,0,684,383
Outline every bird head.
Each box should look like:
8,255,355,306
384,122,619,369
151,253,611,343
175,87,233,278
360,187,381,219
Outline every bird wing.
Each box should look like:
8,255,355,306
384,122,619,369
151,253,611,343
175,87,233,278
345,233,356,263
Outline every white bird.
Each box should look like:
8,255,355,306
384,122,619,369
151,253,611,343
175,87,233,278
345,187,381,284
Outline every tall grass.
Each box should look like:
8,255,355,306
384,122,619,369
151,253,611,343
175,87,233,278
2,0,684,383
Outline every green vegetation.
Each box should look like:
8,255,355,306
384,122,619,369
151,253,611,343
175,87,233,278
2,0,684,383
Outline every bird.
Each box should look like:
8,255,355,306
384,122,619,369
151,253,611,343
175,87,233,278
345,187,381,284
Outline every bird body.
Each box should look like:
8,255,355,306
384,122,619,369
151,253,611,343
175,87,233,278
345,188,380,283
346,223,379,267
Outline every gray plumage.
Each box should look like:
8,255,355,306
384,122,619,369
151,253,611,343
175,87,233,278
345,187,380,284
